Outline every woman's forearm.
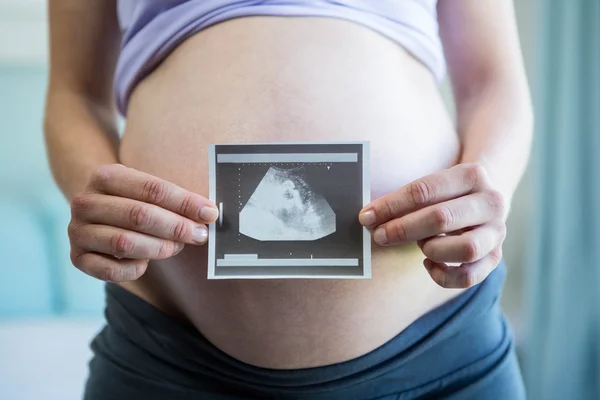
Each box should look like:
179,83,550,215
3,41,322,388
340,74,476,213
456,78,534,208
44,89,121,200
437,0,533,209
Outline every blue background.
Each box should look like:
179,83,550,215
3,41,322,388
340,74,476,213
0,66,104,318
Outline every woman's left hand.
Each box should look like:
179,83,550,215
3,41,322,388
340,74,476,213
358,164,507,289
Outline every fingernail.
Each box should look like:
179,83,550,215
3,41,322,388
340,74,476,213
193,226,208,244
358,210,376,226
174,242,185,255
200,206,219,222
374,227,388,245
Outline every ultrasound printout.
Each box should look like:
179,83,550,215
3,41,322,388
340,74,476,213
208,142,370,279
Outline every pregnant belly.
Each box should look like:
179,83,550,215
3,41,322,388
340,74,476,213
119,17,464,369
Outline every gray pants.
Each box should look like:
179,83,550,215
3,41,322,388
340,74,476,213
84,262,525,400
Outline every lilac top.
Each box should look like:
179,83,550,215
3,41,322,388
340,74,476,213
115,0,445,116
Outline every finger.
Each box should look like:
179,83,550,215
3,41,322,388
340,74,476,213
72,194,209,244
88,164,219,223
70,249,148,282
417,229,469,250
69,224,188,260
421,224,505,263
359,164,490,228
372,191,505,245
423,249,503,289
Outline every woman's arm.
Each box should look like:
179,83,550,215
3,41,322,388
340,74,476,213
359,0,533,288
438,0,534,205
44,0,122,200
44,1,219,282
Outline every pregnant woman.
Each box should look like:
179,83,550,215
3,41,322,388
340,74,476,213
44,1,532,399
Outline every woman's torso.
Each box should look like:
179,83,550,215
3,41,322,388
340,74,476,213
118,16,464,369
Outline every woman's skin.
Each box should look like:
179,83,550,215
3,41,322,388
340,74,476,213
44,0,532,368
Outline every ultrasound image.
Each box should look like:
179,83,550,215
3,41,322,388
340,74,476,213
240,166,336,241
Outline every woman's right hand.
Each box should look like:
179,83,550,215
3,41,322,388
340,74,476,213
68,164,219,282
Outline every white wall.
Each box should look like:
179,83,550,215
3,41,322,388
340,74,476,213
0,0,47,65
